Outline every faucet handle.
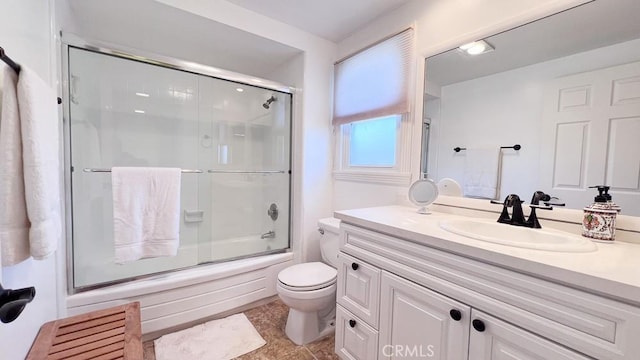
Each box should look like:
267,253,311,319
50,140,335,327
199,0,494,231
489,195,524,206
529,204,553,210
544,196,565,207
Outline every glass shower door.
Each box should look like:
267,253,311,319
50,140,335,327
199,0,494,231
68,47,201,288
197,77,291,262
67,45,292,290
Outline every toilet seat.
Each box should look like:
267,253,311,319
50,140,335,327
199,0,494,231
278,278,336,292
278,262,337,291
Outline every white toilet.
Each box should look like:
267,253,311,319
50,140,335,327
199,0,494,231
276,217,340,345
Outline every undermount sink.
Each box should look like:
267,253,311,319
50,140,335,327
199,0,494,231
439,218,597,252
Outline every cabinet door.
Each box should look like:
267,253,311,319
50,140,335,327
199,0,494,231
469,310,590,360
337,253,381,327
336,305,379,360
379,272,470,360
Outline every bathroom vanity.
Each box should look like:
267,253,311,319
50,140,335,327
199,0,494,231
333,206,640,360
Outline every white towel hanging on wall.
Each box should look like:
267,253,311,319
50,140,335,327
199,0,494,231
0,66,30,266
463,148,500,199
0,65,61,266
17,67,62,261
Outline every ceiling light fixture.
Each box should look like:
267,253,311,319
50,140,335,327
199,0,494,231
135,92,150,97
236,88,244,92
459,40,494,55
134,110,145,114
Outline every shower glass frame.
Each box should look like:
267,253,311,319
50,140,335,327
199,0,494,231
60,34,294,294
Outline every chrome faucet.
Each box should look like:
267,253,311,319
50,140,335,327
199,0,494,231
260,230,275,239
491,191,560,228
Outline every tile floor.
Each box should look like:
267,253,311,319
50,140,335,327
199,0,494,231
143,299,339,360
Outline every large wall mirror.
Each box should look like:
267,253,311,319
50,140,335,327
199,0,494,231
422,0,640,216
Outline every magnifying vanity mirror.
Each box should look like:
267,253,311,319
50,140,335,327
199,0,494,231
422,0,640,216
408,179,439,214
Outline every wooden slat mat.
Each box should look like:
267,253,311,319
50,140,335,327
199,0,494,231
26,302,142,360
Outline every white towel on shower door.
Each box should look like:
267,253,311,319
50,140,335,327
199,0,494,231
463,148,500,199
112,167,181,264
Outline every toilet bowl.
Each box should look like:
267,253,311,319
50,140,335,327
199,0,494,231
276,218,340,345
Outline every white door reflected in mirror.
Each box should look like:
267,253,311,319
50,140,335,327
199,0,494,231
408,179,439,214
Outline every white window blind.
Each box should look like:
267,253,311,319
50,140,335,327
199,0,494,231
333,28,414,126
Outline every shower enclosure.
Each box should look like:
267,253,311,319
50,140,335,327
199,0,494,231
64,45,292,290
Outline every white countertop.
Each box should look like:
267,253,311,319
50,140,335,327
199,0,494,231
334,205,640,306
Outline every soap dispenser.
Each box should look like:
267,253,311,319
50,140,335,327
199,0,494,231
582,186,619,242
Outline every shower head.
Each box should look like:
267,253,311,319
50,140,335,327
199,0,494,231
263,96,276,109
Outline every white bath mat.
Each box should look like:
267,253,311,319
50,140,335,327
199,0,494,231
154,313,266,360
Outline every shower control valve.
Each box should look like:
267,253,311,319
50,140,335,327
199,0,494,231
267,203,279,221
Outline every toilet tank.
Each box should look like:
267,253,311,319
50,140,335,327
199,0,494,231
318,217,341,268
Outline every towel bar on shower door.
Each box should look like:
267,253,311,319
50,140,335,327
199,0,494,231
207,170,286,174
82,168,203,173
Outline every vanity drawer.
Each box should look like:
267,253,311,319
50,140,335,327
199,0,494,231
340,223,640,360
336,305,378,360
337,253,380,328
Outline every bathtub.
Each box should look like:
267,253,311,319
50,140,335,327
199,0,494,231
209,234,284,262
66,252,294,335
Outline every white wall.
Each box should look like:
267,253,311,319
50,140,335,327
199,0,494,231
435,37,640,199
267,54,310,256
61,0,303,80
334,182,409,211
0,1,59,358
333,0,590,211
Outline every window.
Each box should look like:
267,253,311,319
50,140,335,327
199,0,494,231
333,29,414,185
347,115,400,167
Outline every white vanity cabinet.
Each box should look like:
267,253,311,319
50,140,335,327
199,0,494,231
335,221,640,360
379,271,470,360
